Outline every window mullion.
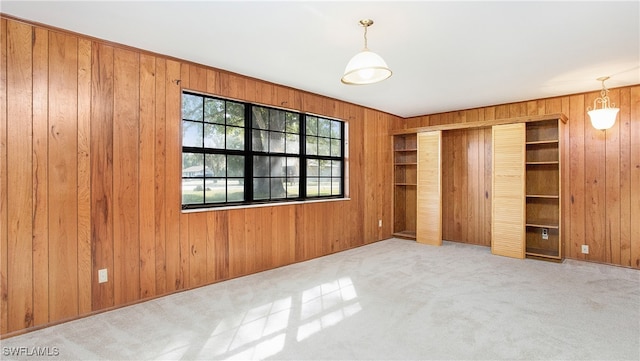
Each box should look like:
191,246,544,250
245,104,253,202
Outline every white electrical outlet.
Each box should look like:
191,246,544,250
581,245,589,254
542,228,549,240
378,219,382,228
98,269,108,283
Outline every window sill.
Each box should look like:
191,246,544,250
181,197,351,213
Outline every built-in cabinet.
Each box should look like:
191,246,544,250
416,131,442,246
524,119,562,260
392,114,566,262
491,123,526,258
393,134,417,239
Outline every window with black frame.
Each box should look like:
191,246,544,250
181,91,345,209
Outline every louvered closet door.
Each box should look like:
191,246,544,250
416,131,442,246
491,123,525,258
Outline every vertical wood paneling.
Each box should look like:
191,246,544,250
139,54,156,299
48,31,79,322
0,18,9,335
568,95,586,261
228,209,246,277
113,48,140,304
189,65,207,93
91,42,114,311
6,20,34,332
207,69,220,95
205,211,221,283
76,38,92,315
619,88,632,267
345,105,365,249
32,27,49,327
466,110,480,245
605,89,621,264
630,86,640,268
272,206,296,267
188,212,207,287
154,58,167,295
179,214,189,287
584,91,607,262
483,125,492,245
164,60,182,291
212,211,229,281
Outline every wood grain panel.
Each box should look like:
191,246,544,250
630,86,640,268
559,97,571,263
208,211,229,282
466,111,480,245
568,95,585,261
179,214,189,288
189,65,207,93
213,210,230,280
584,91,606,262
272,206,296,267
188,212,207,287
491,123,525,259
605,88,621,264
91,42,114,311
416,131,442,246
441,131,453,240
0,18,8,335
77,37,92,315
345,105,365,249
164,59,182,291
31,26,49,327
113,48,140,304
154,58,167,295
227,209,246,277
619,87,632,267
6,20,34,332
219,72,246,100
48,31,79,322
206,69,220,95
139,54,156,299
484,125,492,246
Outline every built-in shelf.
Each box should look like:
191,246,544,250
526,223,559,229
526,140,559,145
392,230,416,239
394,133,418,238
524,118,562,261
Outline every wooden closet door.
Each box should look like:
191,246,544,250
492,123,525,258
416,131,442,246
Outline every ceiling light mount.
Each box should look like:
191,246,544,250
587,76,619,131
341,18,392,85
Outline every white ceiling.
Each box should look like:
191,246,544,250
2,1,639,118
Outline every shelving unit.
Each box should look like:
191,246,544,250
525,120,561,260
393,134,417,239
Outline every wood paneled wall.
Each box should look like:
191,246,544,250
401,87,640,269
0,17,396,336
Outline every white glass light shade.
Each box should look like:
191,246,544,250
341,49,392,85
588,107,619,130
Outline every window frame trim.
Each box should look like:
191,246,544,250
180,90,347,210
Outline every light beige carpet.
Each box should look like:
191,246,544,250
1,238,638,360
